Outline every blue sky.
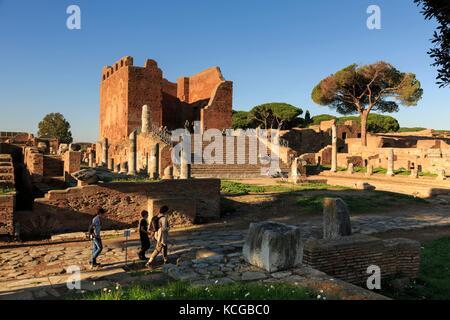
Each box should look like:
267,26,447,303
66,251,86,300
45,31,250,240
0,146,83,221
0,0,448,142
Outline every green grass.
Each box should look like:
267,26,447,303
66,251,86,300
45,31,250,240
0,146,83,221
398,127,427,133
220,180,348,195
296,192,425,214
111,176,158,183
0,187,14,195
320,165,346,172
382,237,450,300
77,281,313,300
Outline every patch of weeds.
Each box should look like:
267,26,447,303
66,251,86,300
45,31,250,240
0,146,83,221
381,237,450,300
76,281,313,300
0,187,14,195
221,180,349,195
296,191,424,214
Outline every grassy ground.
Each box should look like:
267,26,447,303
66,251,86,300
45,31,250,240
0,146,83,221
381,237,450,300
220,180,348,196
0,187,14,195
296,192,425,214
321,165,438,177
220,181,425,221
76,281,313,300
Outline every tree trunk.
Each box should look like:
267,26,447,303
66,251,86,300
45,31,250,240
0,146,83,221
360,110,369,147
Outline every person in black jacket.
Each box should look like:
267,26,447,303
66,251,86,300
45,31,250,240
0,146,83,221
138,210,151,260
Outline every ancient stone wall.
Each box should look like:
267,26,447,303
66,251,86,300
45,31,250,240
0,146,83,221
303,235,420,285
0,193,15,236
23,179,220,236
281,121,360,157
23,147,44,183
64,151,81,182
341,145,450,173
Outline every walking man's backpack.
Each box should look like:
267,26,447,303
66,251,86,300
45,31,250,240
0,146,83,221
150,215,160,233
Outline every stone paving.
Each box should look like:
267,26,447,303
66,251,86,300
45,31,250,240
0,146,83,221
0,204,450,299
1,210,450,288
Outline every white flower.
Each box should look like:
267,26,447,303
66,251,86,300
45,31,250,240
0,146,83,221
317,294,321,299
103,288,107,292
244,292,250,297
320,290,324,293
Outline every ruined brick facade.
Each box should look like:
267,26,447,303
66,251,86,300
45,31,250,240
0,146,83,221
99,56,233,165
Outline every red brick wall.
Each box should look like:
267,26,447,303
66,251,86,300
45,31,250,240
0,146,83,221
201,81,233,131
303,235,420,285
24,147,44,183
64,151,81,181
186,67,224,104
23,179,220,236
100,57,132,149
0,193,15,235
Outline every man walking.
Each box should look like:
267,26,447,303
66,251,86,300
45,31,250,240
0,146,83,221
146,205,170,268
89,207,105,268
138,210,151,260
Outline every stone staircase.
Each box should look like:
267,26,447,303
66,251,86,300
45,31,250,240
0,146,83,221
190,137,290,178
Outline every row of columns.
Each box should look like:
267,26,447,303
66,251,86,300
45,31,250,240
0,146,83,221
93,105,192,179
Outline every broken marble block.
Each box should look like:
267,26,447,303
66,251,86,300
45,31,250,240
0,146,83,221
243,221,303,272
323,198,352,240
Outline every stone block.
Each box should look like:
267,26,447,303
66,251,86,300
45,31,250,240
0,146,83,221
242,221,303,272
355,182,376,191
323,198,352,240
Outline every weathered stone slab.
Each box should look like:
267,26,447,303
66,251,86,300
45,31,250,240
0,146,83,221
355,182,376,191
323,198,352,240
242,221,303,272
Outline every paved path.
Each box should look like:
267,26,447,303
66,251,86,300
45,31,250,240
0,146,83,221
2,208,450,289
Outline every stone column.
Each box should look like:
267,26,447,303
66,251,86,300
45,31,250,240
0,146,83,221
163,166,173,180
148,144,160,179
102,138,108,167
437,169,447,181
366,164,373,176
180,146,191,179
347,163,354,175
386,148,395,177
114,163,120,174
88,152,95,167
410,168,419,179
141,105,151,134
290,157,300,183
128,130,137,175
108,158,114,171
331,123,338,173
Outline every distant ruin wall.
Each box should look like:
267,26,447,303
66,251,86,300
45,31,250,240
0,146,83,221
303,235,420,285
